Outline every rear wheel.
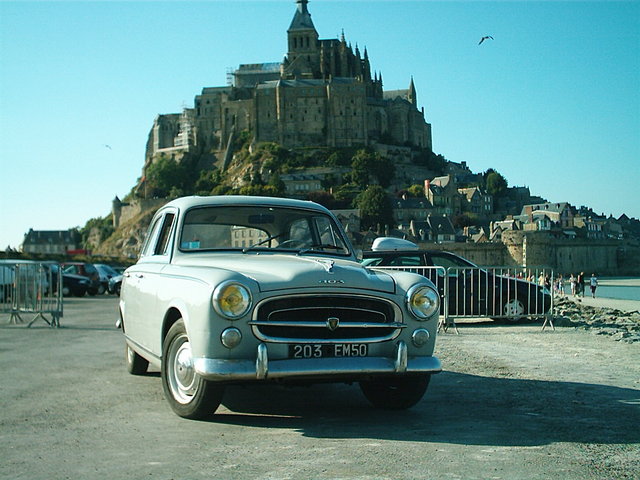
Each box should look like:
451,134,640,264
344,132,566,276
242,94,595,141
360,374,431,410
503,298,525,322
161,319,225,419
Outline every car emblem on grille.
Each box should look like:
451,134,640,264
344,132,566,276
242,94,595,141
326,317,340,331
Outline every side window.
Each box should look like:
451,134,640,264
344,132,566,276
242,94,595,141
361,257,384,267
154,214,176,256
429,254,468,277
389,255,423,267
140,217,164,258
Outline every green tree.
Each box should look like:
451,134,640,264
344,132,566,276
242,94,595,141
452,212,479,229
485,171,508,196
349,149,395,188
406,184,425,197
145,155,190,197
194,169,222,195
267,173,286,195
355,185,394,231
349,149,373,188
333,183,362,207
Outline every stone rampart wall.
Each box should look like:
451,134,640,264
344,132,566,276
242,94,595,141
114,198,166,228
415,230,638,275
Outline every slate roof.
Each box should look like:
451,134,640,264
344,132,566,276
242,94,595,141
23,229,78,246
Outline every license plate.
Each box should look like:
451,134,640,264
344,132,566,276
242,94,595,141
289,343,368,359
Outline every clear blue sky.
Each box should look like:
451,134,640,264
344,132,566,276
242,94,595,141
1,0,638,249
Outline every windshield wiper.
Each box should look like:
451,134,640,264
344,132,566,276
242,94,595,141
242,233,283,253
297,244,347,255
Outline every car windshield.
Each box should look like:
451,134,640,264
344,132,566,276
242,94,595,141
179,205,351,256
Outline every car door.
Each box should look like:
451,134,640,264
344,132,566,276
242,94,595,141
123,210,176,354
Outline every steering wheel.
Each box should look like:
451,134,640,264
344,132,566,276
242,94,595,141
278,239,307,249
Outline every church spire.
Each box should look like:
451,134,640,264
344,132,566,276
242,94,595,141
289,0,315,31
409,76,417,107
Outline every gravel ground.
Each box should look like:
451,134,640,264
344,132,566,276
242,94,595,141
1,296,638,480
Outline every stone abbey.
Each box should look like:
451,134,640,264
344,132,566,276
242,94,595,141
146,0,432,163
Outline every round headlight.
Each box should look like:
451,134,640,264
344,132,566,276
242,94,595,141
212,281,252,319
406,284,440,320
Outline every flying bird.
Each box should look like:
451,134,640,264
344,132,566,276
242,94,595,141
478,36,494,45
104,144,112,150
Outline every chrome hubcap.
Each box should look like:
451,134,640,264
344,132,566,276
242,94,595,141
168,334,197,404
504,299,524,317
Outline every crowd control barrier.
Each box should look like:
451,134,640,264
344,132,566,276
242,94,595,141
373,265,555,333
0,261,63,327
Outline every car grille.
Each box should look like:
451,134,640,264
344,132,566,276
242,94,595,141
249,295,403,343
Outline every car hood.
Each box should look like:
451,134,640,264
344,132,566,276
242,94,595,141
175,254,396,294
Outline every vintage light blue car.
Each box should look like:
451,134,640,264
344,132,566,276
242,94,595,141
120,196,441,419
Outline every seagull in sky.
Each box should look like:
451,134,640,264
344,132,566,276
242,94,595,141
104,144,112,150
478,36,494,45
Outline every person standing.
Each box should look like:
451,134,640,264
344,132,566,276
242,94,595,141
577,272,585,297
556,274,564,297
570,274,577,296
590,273,598,298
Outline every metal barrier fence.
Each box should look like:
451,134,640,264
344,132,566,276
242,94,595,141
0,261,63,327
374,265,555,333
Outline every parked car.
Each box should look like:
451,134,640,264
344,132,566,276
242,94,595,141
94,263,121,294
47,264,91,297
361,237,551,321
108,274,123,295
120,196,441,419
61,262,102,295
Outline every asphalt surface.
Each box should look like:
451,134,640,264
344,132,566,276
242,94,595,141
1,296,639,480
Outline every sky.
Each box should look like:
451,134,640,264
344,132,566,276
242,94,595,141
0,0,638,249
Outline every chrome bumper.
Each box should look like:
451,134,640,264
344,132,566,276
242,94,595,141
193,341,442,382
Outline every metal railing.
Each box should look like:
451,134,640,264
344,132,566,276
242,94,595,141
0,261,63,327
373,265,555,333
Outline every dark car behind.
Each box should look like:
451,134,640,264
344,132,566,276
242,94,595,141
362,238,551,320
61,262,101,295
48,264,91,297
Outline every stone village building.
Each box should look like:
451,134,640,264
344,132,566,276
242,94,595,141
145,0,432,166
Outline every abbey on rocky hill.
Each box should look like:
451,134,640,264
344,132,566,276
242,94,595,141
146,0,432,162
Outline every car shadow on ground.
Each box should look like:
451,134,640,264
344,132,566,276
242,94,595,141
213,371,640,446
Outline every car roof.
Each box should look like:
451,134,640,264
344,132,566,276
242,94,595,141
161,195,331,215
364,250,428,256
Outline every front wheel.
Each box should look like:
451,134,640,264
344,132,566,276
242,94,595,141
359,374,431,410
161,319,225,419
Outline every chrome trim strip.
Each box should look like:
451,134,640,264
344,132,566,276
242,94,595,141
256,343,268,379
268,305,386,317
395,341,408,373
124,335,161,367
249,330,402,345
193,354,442,381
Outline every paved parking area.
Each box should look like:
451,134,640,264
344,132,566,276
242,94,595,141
1,296,638,479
